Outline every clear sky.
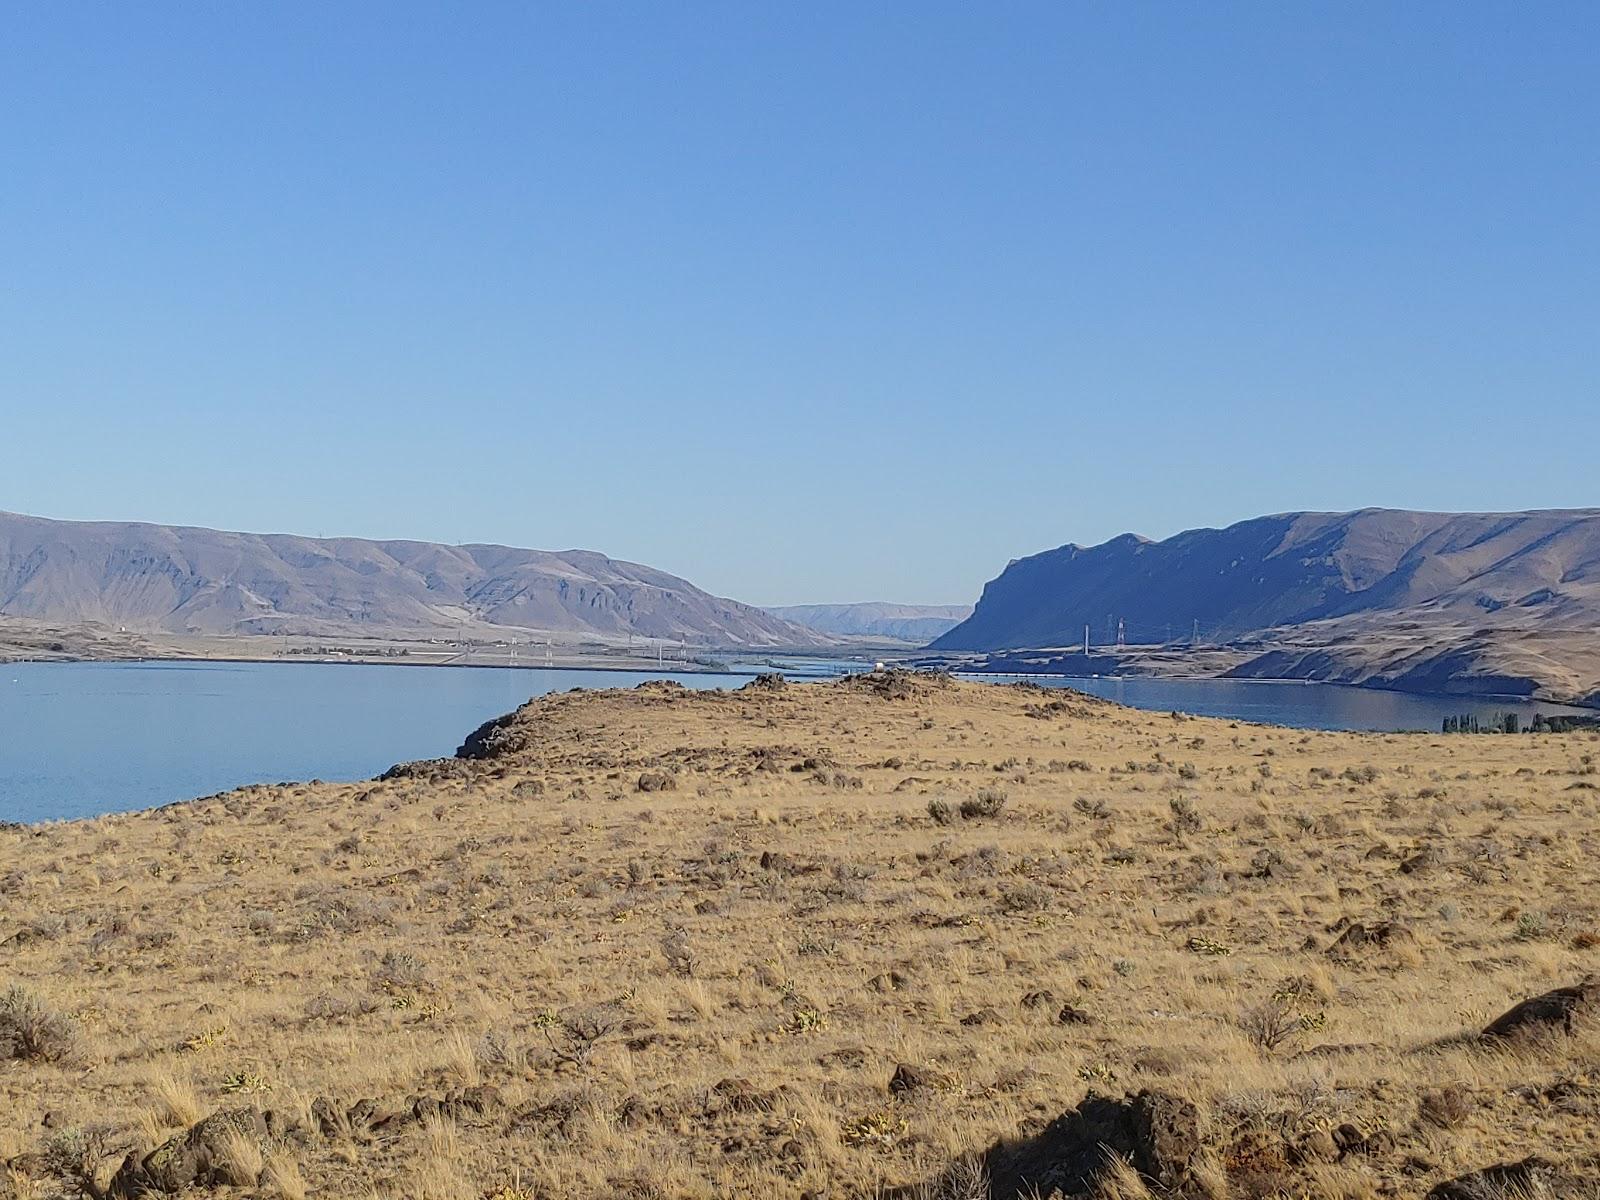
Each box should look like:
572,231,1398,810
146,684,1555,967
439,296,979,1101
3,4,1596,607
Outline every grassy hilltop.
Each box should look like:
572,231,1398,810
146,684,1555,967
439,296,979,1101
3,672,1599,1199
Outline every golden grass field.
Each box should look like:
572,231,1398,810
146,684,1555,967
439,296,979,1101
3,671,1598,1199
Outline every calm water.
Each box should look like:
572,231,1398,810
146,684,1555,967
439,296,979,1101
962,672,1592,733
2,660,1592,824
0,660,754,823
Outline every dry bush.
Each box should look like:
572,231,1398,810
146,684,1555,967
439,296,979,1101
0,985,77,1064
959,788,1008,819
1418,1084,1475,1130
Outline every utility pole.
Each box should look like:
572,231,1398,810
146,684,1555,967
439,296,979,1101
1083,624,1089,656
1192,618,1200,646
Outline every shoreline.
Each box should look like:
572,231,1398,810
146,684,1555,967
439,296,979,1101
7,663,1596,831
9,643,1596,710
948,668,1600,712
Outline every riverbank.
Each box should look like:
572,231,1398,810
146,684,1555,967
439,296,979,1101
0,617,869,675
3,671,1598,1198
11,615,1598,712
915,622,1600,712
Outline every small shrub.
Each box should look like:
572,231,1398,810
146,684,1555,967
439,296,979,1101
0,984,77,1063
42,1126,115,1196
372,950,429,992
1419,1084,1475,1130
1167,796,1202,834
1513,910,1551,941
999,881,1052,914
927,798,954,826
637,771,677,793
1238,1000,1299,1051
959,789,1008,820
660,929,695,977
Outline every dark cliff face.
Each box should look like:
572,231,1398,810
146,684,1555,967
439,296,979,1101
932,508,1600,651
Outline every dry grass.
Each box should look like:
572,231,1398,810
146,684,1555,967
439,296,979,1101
2,673,1598,1197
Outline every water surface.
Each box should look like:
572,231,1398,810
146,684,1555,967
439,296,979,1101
3,660,1590,824
963,672,1590,733
0,660,749,823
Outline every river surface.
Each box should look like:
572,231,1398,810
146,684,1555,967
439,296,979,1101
0,660,760,823
960,672,1590,733
1,660,1589,823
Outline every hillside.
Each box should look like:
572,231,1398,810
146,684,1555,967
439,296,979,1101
3,672,1598,1199
0,512,824,649
933,509,1600,704
767,602,973,642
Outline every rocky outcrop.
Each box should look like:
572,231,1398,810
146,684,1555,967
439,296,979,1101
1427,1156,1567,1199
110,1108,281,1196
935,508,1600,653
982,1090,1215,1199
930,508,1600,705
1482,977,1600,1041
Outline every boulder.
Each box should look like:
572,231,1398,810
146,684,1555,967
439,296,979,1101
1482,977,1600,1041
983,1089,1216,1199
1055,1003,1093,1026
1427,1156,1563,1200
111,1108,268,1196
1326,919,1415,957
1294,1129,1340,1164
888,1063,952,1095
1400,848,1441,874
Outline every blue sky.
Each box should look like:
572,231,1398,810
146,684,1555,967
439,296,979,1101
3,4,1596,606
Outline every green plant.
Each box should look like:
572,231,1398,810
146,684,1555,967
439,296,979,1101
1513,910,1550,941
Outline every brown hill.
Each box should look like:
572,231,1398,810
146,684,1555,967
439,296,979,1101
934,509,1600,704
0,511,824,648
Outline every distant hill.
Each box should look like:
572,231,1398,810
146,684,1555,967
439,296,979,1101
766,602,973,643
0,512,825,648
932,509,1600,704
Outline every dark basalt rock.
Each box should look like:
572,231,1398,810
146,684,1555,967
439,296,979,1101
982,1089,1216,1199
1427,1156,1564,1200
1482,976,1600,1041
110,1108,273,1196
